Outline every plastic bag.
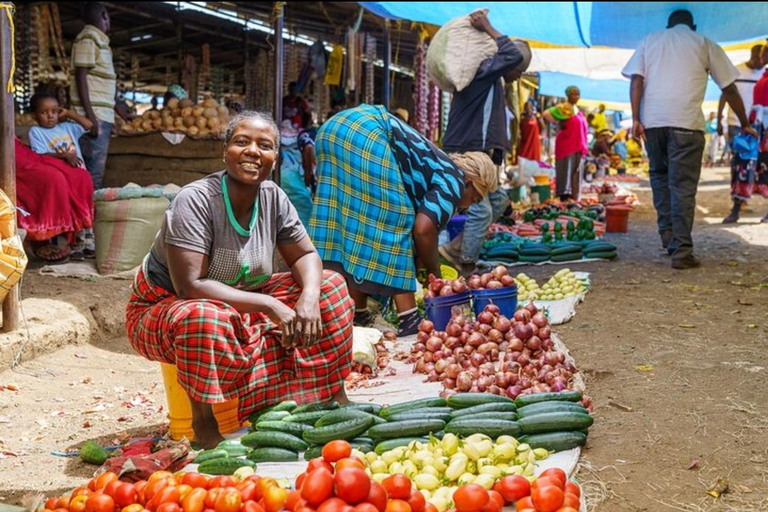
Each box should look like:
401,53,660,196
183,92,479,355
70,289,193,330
352,326,381,368
0,189,27,302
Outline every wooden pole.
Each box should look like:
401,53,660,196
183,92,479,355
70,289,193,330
0,2,19,332
382,21,391,110
272,2,284,186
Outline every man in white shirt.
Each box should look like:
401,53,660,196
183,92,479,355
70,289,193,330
622,10,756,269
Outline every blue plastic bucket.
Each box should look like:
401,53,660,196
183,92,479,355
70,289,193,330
446,215,468,241
472,286,518,319
424,290,471,331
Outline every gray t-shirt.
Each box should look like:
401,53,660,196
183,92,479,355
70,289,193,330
147,171,307,294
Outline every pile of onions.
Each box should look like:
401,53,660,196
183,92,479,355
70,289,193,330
423,274,468,299
467,265,516,291
411,303,587,407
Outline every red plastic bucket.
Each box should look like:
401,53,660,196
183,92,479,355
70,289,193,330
605,206,631,233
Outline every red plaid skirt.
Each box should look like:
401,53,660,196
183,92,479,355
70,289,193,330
126,262,354,423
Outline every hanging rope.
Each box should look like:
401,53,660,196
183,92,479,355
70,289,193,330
1,3,16,93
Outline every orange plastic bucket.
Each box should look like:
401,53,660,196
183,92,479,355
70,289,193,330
533,174,551,186
160,363,243,441
605,206,631,233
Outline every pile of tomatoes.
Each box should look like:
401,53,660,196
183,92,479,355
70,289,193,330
40,441,581,512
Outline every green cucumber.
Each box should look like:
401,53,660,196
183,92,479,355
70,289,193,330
432,430,445,440
198,457,257,475
467,411,519,422
292,401,339,415
316,408,385,427
350,442,374,453
450,402,518,418
518,432,587,452
367,419,446,440
551,245,583,256
584,250,617,260
304,445,323,460
353,437,375,445
246,401,296,424
258,410,291,423
342,403,384,415
518,412,594,435
247,447,299,463
583,241,616,252
216,439,249,457
551,252,584,263
254,421,315,437
447,393,515,409
517,401,590,418
240,431,309,452
379,398,447,419
514,391,582,408
283,411,328,425
303,416,375,445
387,410,453,423
519,254,551,263
445,419,521,438
194,448,229,464
374,437,430,455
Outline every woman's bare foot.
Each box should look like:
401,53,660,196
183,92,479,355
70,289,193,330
332,385,351,405
191,401,225,449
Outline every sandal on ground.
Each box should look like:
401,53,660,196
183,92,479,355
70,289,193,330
70,250,85,262
32,243,71,264
84,248,96,259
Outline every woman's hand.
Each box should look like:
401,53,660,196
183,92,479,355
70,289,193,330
266,298,299,348
295,294,322,346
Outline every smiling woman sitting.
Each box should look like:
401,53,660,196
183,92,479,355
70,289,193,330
125,111,354,448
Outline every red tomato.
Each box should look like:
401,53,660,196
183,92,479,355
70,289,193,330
69,495,89,512
295,473,308,491
145,479,171,503
308,457,334,474
453,485,489,512
482,500,501,512
242,501,266,512
85,493,116,512
406,490,425,512
497,475,531,503
121,505,145,512
214,491,242,512
95,474,120,492
555,508,579,512
157,504,181,512
384,500,411,512
563,494,580,510
365,481,388,512
262,486,286,512
515,497,534,512
182,474,210,490
531,477,558,492
322,441,353,463
237,482,258,503
317,498,349,512
181,488,207,512
334,468,370,504
284,491,303,512
205,489,224,510
354,504,380,512
531,485,564,512
301,468,334,507
45,499,58,510
335,457,366,471
115,483,139,508
488,491,504,511
423,504,438,512
134,482,148,505
382,475,412,500
254,478,277,502
207,477,236,490
565,483,581,499
154,487,181,506
150,472,175,483
538,470,566,490
72,488,92,500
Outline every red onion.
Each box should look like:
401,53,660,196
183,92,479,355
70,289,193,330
479,362,495,376
506,385,522,399
419,319,434,333
463,344,474,355
452,280,467,294
488,385,502,396
446,364,461,379
467,333,485,347
486,280,503,289
488,329,503,343
470,353,486,367
469,385,480,393
468,276,482,289
434,350,447,360
542,339,554,351
459,332,470,344
444,378,456,389
519,377,532,389
430,280,444,294
490,349,500,361
508,338,524,352
532,312,548,328
453,348,464,359
492,265,509,280
478,311,495,325
440,389,457,398
477,376,493,392
423,352,434,364
425,291,435,299
445,323,462,337
507,351,521,362
514,309,531,323
414,343,427,353
416,331,429,343
517,354,530,366
479,273,493,287
424,362,435,373
434,359,449,374
454,315,467,327
565,361,577,373
499,341,509,352
524,302,538,315
460,358,472,369
495,372,510,388
477,343,494,355
426,336,443,352
485,304,500,315
539,326,552,340
500,275,516,287
526,336,542,351
427,370,439,382
479,324,492,335
514,323,534,341
493,317,512,333
530,324,539,337
456,372,473,392
444,336,460,350
506,371,518,384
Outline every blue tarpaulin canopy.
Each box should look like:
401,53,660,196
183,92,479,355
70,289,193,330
359,2,768,49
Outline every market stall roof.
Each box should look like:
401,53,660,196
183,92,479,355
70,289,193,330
358,2,768,49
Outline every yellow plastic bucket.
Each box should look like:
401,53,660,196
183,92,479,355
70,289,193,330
160,363,242,441
533,174,551,186
441,264,459,280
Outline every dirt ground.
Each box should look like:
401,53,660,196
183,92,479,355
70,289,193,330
0,167,766,512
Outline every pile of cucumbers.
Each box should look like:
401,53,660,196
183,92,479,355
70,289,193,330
582,240,617,260
518,243,551,263
194,391,594,474
548,242,584,263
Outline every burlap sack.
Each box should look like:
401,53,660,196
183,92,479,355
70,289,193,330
426,9,498,93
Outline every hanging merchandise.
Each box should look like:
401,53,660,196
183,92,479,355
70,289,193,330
427,81,440,142
285,42,298,95
14,4,32,111
441,90,451,138
325,45,343,86
413,38,429,136
345,28,357,93
131,54,139,93
48,3,69,82
36,5,53,82
211,66,224,104
309,40,326,80
364,34,376,104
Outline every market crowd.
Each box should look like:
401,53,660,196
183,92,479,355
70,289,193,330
11,3,768,445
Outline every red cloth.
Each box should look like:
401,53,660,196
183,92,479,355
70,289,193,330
518,117,542,161
555,110,589,161
753,69,768,107
15,138,94,241
126,263,354,423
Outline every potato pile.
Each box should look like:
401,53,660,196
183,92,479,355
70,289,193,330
122,96,230,137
